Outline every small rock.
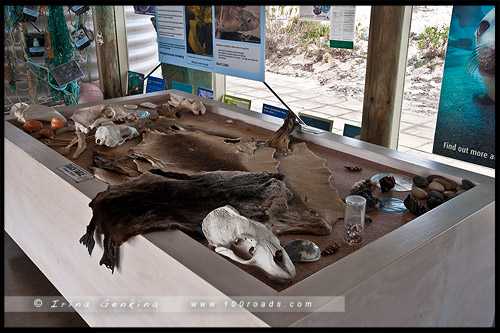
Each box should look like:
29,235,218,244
462,179,475,190
379,175,396,192
433,177,452,191
456,185,465,191
412,185,428,199
226,119,234,124
413,175,429,188
456,189,467,195
427,190,444,208
443,191,455,199
404,194,426,216
446,178,458,190
428,181,445,193
445,193,457,200
426,174,441,182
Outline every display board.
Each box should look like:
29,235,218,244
155,6,265,82
329,6,355,49
299,6,331,21
432,6,495,168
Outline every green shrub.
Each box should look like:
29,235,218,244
417,25,449,59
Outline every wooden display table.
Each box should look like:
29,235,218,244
4,90,495,327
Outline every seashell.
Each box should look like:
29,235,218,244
432,177,452,191
412,175,429,188
22,120,43,132
428,181,445,193
379,175,396,192
34,128,55,139
412,185,428,199
139,102,157,109
462,179,475,190
51,117,67,131
403,194,426,217
284,239,321,262
427,190,443,209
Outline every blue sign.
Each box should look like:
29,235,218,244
343,123,361,138
172,81,193,94
262,103,288,119
198,87,213,99
299,113,333,132
145,76,166,93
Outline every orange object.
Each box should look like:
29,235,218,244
51,117,66,131
35,128,55,139
22,120,43,133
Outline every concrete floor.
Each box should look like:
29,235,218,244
4,231,88,327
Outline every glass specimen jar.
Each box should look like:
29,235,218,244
343,195,366,245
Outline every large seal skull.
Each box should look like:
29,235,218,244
202,205,296,282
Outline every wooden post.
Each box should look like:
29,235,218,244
92,6,122,99
360,6,406,148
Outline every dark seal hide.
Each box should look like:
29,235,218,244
80,170,329,273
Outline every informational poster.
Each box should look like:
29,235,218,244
145,76,165,93
329,6,355,49
432,6,495,168
299,6,331,21
198,87,213,99
298,112,333,132
155,6,265,82
127,71,144,95
223,94,251,109
262,103,288,119
172,81,193,94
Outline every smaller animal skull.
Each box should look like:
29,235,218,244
95,125,139,148
202,205,296,282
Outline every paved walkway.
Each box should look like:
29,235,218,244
226,72,493,177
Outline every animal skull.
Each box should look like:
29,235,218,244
95,125,139,148
71,104,138,134
202,205,296,282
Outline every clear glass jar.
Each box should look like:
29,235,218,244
343,195,366,245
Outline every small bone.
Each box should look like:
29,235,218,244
60,136,79,155
72,129,87,159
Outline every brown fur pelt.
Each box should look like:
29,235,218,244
80,170,330,273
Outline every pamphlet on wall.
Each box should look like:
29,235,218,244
432,5,495,168
299,6,331,21
155,6,265,82
329,6,355,49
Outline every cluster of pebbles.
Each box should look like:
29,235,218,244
410,174,476,211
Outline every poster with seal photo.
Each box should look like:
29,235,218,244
155,5,265,82
432,6,495,168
